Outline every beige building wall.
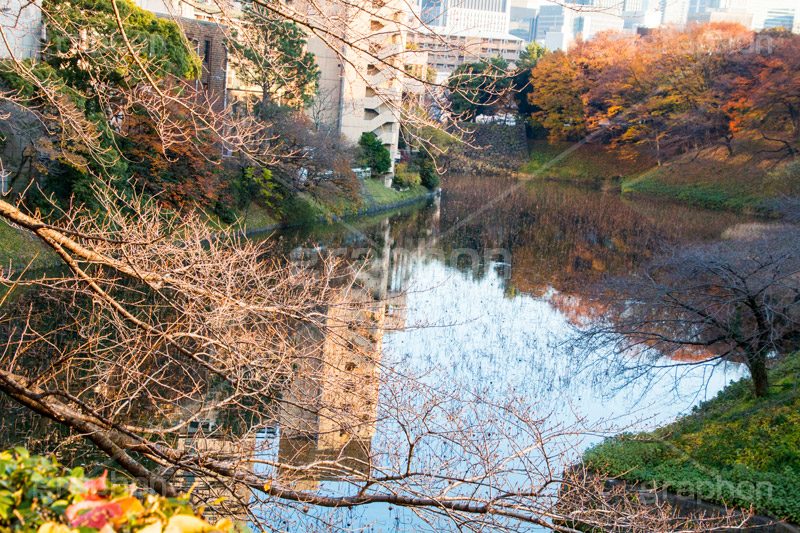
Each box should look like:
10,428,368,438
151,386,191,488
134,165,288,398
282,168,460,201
306,0,408,176
408,30,523,77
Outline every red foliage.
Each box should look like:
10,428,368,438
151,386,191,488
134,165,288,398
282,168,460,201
119,112,228,211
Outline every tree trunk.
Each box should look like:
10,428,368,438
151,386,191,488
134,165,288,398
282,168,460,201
748,354,769,398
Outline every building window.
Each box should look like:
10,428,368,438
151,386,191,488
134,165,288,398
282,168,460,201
203,40,211,64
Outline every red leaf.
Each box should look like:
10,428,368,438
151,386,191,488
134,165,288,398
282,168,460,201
67,501,123,529
83,470,108,493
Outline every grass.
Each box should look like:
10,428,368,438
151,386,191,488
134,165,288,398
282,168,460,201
584,352,800,523
0,220,54,269
621,135,800,213
523,135,800,213
621,177,766,212
521,141,652,183
360,179,429,206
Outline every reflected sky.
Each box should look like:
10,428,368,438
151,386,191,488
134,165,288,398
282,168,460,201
260,177,750,531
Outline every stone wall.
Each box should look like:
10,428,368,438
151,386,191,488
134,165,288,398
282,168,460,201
443,122,528,175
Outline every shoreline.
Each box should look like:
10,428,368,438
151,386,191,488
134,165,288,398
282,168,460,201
215,188,438,239
1,190,440,274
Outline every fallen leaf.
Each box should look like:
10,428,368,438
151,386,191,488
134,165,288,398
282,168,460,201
83,470,108,493
37,523,74,533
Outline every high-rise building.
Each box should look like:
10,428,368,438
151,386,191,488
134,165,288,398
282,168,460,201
533,1,624,49
410,0,523,82
535,4,576,43
661,0,690,25
745,0,796,30
795,0,800,32
509,1,539,42
622,0,662,29
419,0,512,34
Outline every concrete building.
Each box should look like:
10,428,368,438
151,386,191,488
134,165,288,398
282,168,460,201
409,0,522,92
622,0,663,29
509,3,539,41
408,29,523,78
420,0,513,34
534,4,575,43
576,10,626,39
532,2,624,50
744,0,796,30
660,0,690,24
0,0,42,60
305,0,408,175
795,0,800,32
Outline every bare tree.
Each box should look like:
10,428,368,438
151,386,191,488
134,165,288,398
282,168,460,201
581,225,800,398
0,187,754,532
0,0,762,530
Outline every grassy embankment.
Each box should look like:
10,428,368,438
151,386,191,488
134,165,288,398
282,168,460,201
524,137,800,213
584,352,800,523
1,178,431,268
521,140,652,184
0,219,55,269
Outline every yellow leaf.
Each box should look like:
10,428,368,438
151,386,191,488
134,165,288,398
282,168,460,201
214,519,233,532
113,497,145,520
164,514,216,533
138,522,163,533
37,523,74,533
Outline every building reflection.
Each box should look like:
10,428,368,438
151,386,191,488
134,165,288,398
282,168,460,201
277,214,419,490
150,206,437,509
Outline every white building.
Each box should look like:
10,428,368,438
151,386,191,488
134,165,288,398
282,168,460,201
795,0,800,32
622,0,667,30
419,0,512,34
533,1,624,50
660,0,690,25
0,0,42,60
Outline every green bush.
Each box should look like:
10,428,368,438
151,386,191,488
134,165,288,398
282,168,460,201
419,161,439,190
279,193,319,224
0,448,247,532
393,162,421,189
358,132,391,175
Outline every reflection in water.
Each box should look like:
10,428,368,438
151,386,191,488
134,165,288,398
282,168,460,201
260,176,749,529
278,289,387,492
0,176,754,530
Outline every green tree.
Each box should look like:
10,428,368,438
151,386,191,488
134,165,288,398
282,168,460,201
42,0,200,97
0,0,201,207
513,42,547,119
358,132,391,174
447,56,511,120
418,156,439,189
230,5,320,108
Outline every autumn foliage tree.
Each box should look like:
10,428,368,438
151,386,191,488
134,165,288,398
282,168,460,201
526,24,800,163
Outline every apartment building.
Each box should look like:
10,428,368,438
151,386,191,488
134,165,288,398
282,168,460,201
305,0,408,175
410,0,523,81
408,29,523,80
